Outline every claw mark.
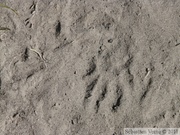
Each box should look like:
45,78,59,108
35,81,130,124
83,76,99,107
124,57,134,89
127,68,134,88
95,83,108,113
22,47,29,61
55,21,61,37
26,71,34,80
29,1,36,14
112,85,123,112
84,78,99,99
175,43,180,46
83,57,96,78
25,18,32,28
124,57,133,69
0,78,1,90
140,78,152,102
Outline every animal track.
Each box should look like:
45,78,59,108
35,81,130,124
112,85,123,112
83,76,99,107
95,83,108,113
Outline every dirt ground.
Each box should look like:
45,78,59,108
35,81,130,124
0,0,180,135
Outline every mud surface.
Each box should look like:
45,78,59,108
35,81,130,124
0,0,180,135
